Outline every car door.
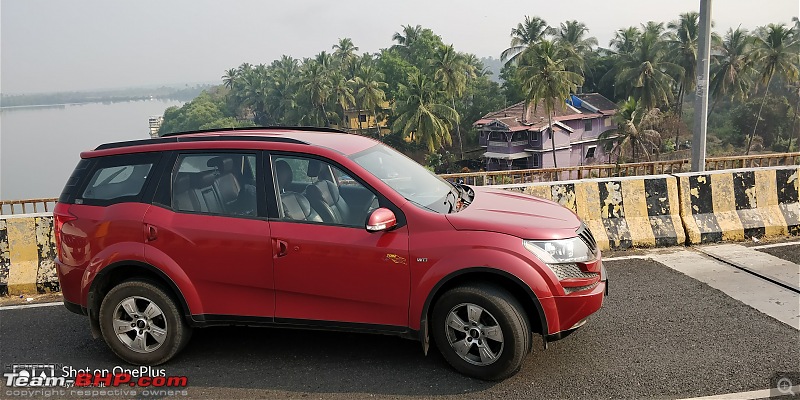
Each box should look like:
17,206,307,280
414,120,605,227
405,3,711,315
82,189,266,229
268,153,410,328
143,151,275,319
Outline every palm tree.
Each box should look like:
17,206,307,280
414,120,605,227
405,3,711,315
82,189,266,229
393,71,458,152
299,59,333,127
391,24,423,54
222,68,238,90
501,16,555,65
354,65,388,136
331,72,355,128
267,56,300,124
667,12,700,147
746,24,800,154
600,97,663,163
432,44,468,159
709,27,755,113
518,40,585,168
614,30,682,110
332,38,359,77
609,26,641,55
555,20,598,74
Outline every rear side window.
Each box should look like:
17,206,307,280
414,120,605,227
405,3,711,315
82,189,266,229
82,164,153,200
76,153,161,205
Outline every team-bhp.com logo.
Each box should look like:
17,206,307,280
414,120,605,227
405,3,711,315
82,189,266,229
4,364,188,397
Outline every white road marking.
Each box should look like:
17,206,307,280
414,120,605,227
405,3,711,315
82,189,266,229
677,385,799,399
602,255,653,261
750,240,800,249
0,301,63,311
653,249,800,330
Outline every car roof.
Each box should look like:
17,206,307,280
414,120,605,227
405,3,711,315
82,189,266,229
90,127,379,156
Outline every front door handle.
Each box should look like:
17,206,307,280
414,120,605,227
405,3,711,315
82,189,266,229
273,239,288,258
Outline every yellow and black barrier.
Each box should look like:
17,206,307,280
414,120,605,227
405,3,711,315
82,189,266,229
519,175,685,251
0,213,58,296
675,166,799,244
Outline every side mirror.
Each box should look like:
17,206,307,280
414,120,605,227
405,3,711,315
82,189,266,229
366,207,397,232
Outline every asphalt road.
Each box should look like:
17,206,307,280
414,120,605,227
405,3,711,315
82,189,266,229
757,243,800,266
1,259,798,399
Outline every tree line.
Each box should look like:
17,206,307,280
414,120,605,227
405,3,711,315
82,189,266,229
159,16,800,169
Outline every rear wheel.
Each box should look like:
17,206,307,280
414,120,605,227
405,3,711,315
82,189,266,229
99,280,191,365
431,283,530,380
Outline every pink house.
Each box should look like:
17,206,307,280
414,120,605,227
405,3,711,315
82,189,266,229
474,93,618,171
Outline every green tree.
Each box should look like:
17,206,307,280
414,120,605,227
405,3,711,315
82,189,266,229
299,58,333,127
432,44,468,159
354,64,388,136
555,20,598,74
222,68,238,90
709,27,755,112
600,97,663,162
332,38,359,77
746,23,800,154
501,15,554,65
613,28,681,110
517,40,585,168
667,12,700,145
393,71,457,151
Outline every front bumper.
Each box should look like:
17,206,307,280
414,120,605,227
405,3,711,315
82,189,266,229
544,263,608,342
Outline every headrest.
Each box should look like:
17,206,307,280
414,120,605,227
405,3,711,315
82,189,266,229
191,170,217,188
275,160,293,189
307,159,321,177
207,157,234,173
174,174,191,192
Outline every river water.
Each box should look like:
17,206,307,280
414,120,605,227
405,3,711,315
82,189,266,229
0,99,184,201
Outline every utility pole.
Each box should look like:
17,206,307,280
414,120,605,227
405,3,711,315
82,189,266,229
692,0,712,172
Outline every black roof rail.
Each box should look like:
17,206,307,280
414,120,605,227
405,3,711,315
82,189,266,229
94,126,349,151
159,125,348,138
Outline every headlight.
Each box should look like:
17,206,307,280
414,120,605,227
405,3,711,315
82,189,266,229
523,237,594,264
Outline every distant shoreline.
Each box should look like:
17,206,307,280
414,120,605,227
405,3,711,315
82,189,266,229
0,97,185,110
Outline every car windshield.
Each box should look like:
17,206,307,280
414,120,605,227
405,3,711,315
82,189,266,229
349,144,456,213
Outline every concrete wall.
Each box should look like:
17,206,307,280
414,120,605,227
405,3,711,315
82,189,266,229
0,213,58,296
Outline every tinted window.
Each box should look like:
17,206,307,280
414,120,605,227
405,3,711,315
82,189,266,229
82,163,152,201
171,153,257,217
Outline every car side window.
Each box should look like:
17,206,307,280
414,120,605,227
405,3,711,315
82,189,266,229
271,155,378,227
172,153,257,217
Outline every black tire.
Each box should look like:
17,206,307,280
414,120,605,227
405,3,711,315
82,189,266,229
98,280,192,365
431,283,531,381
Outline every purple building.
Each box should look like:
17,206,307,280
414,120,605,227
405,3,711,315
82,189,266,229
474,93,618,171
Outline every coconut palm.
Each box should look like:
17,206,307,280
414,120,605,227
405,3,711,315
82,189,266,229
555,20,598,74
614,30,682,110
667,12,700,146
609,26,641,55
600,97,663,163
331,72,355,128
393,71,458,152
299,59,333,127
517,40,585,168
501,16,555,65
267,55,300,125
432,44,468,158
746,24,800,154
222,68,238,90
354,65,388,136
332,38,359,77
709,27,755,112
391,24,423,55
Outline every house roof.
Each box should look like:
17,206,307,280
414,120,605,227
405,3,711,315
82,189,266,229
474,93,617,132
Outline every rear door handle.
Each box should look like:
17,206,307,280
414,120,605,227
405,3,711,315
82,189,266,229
273,239,288,258
145,224,158,242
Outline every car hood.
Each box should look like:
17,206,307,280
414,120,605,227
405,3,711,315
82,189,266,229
445,186,581,240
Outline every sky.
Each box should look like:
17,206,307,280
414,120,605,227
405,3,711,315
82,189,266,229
1,0,797,94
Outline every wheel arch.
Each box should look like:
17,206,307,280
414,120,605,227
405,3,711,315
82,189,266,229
88,261,192,329
419,267,547,348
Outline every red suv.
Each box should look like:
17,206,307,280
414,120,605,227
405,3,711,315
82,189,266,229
55,127,607,380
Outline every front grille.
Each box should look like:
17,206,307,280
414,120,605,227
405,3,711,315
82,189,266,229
577,223,597,254
548,263,599,280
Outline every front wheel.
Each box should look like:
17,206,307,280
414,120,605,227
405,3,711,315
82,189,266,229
98,280,192,365
431,283,530,380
